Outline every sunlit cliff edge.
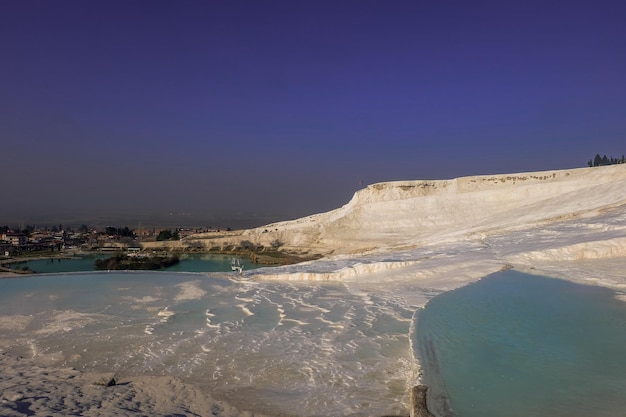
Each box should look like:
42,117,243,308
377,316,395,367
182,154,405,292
242,164,626,254
146,164,626,288
179,165,626,255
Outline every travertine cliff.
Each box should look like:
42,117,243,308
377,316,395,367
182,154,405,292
147,165,626,262
240,164,626,255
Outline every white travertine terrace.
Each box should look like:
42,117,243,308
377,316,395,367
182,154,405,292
242,164,626,294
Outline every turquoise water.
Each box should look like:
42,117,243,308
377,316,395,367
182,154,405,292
7,254,263,273
416,270,626,417
7,255,109,273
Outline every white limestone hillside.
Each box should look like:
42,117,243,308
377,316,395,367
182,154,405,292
243,164,626,317
242,164,626,255
152,164,626,299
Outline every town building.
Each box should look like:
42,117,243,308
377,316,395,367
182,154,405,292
1,232,28,246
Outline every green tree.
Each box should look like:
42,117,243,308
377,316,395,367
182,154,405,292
156,230,173,241
593,154,602,166
589,153,625,167
20,225,34,234
239,240,255,250
104,226,135,237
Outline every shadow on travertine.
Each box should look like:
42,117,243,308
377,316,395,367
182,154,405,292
382,385,435,417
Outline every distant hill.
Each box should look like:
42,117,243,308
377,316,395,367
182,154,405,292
238,164,626,255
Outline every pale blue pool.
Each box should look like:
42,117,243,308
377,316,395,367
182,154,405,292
416,270,626,417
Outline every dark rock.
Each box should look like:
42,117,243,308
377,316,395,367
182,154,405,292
93,375,117,387
410,385,435,417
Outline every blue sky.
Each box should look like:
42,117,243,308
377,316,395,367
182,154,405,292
1,1,625,225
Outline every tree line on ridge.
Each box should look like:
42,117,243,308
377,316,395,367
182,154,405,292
588,154,625,167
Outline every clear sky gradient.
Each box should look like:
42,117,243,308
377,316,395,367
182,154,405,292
2,1,625,226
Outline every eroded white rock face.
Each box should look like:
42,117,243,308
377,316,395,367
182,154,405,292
241,164,626,300
244,165,626,256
